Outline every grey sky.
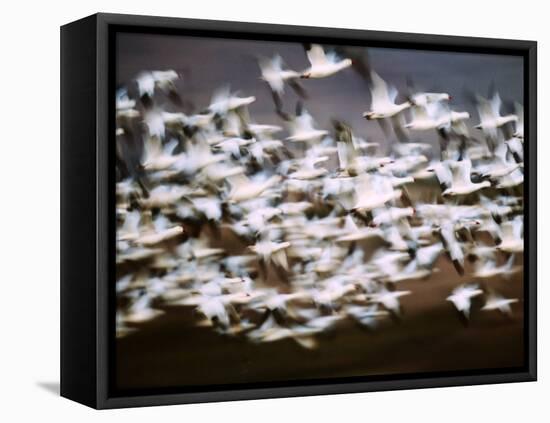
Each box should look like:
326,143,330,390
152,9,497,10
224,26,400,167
116,32,523,148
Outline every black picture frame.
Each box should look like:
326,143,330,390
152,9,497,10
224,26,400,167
60,12,537,409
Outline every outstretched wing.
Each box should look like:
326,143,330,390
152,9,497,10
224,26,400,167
305,44,328,66
370,71,394,109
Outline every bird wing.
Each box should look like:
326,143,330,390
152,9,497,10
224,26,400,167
490,91,502,117
476,96,495,124
451,160,471,185
294,110,316,133
411,105,429,121
512,217,523,239
370,71,393,109
136,72,155,97
259,56,285,94
120,210,141,235
306,44,328,66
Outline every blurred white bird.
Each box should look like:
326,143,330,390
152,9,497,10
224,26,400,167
363,71,411,120
300,44,352,79
443,160,491,196
482,293,518,316
447,284,483,319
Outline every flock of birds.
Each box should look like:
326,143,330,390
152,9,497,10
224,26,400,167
115,44,525,350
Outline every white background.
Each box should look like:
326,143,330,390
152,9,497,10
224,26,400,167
1,1,546,421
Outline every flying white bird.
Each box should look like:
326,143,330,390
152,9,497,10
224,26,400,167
447,284,483,319
370,288,411,315
285,105,329,143
482,293,519,316
300,44,352,79
497,216,524,253
363,71,411,120
443,160,491,196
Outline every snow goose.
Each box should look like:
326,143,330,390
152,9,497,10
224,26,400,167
418,160,453,191
411,242,444,269
176,239,224,262
370,250,409,279
437,221,465,275
442,160,490,196
495,167,524,189
116,88,136,112
409,91,450,107
258,55,305,109
144,110,166,140
248,235,291,272
193,296,236,328
208,86,256,116
473,254,520,279
362,71,411,120
473,90,518,141
285,104,328,143
505,137,524,163
140,185,190,209
369,288,411,316
172,141,225,175
497,216,523,253
136,70,180,106
226,173,281,203
336,215,383,243
135,214,184,247
384,155,428,175
371,206,414,227
288,155,329,180
300,44,352,79
512,102,524,139
247,314,320,350
386,258,432,284
123,292,164,324
247,123,283,137
200,162,245,183
353,174,402,212
405,103,450,131
393,142,432,157
141,138,183,171
482,293,519,316
446,284,483,319
212,137,254,158
345,304,389,328
311,278,356,310
308,245,344,274
117,210,142,242
476,142,521,180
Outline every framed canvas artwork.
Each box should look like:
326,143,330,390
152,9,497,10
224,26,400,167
60,13,536,409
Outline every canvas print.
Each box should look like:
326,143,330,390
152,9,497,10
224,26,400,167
114,32,525,391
